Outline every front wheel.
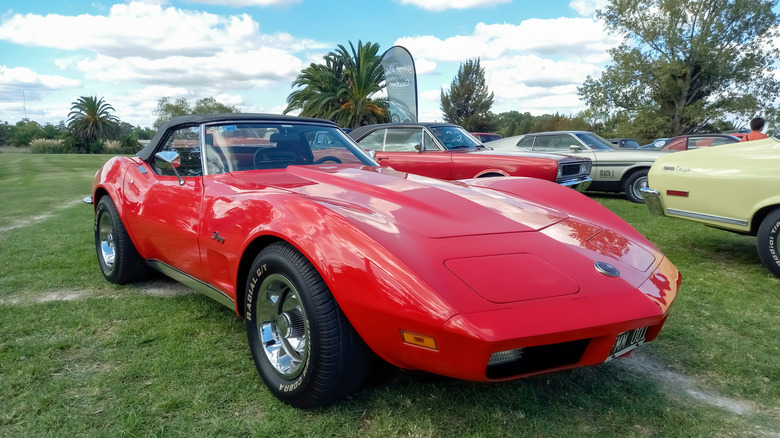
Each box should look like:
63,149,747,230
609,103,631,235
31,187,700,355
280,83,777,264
245,242,370,408
94,196,150,284
757,208,780,278
623,169,649,203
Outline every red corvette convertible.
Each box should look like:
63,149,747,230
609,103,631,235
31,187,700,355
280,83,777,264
87,114,681,408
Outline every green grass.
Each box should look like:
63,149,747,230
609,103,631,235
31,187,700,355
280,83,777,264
1,153,778,437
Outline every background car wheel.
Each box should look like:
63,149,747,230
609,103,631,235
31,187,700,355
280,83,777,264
623,169,649,203
757,208,780,278
245,242,371,408
94,196,150,284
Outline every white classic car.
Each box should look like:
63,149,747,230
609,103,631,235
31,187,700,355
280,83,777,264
641,137,780,278
489,131,672,203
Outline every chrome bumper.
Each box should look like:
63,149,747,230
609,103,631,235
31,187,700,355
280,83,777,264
640,188,664,216
559,176,592,193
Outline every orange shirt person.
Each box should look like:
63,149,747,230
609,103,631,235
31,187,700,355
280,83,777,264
741,117,769,142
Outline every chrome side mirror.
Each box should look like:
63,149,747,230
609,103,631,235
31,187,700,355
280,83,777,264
155,151,185,186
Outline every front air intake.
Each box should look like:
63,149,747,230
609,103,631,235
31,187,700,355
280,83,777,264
486,339,590,379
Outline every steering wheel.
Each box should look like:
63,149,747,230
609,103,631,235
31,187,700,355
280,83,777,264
314,156,342,164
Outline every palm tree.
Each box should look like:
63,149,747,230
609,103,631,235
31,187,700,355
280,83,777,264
67,96,118,146
284,41,389,129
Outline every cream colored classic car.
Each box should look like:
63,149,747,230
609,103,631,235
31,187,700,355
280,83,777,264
641,137,780,278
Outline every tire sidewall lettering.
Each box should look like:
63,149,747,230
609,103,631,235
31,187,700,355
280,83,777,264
757,210,780,277
245,264,266,323
246,257,312,395
769,226,779,266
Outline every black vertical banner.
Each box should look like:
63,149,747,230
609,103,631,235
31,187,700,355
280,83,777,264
380,46,418,123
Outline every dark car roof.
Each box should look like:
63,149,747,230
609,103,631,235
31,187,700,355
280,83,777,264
137,113,336,161
348,123,461,141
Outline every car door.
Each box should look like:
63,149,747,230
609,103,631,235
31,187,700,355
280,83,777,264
360,127,453,179
123,125,205,280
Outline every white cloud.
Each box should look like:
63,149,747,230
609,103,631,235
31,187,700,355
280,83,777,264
399,18,619,119
188,0,302,6
484,55,601,93
0,2,317,59
0,66,81,102
569,0,610,17
396,19,618,62
73,48,304,88
397,0,511,11
0,1,316,125
414,59,438,75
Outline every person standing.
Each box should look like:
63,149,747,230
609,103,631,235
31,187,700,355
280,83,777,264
741,117,769,142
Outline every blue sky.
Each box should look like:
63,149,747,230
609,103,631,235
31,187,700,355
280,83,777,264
0,0,616,127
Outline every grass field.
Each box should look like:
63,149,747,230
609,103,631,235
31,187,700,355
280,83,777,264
1,153,778,437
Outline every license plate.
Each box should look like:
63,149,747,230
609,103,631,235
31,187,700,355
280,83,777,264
605,326,648,361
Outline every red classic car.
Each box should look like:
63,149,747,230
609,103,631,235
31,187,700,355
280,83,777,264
348,123,592,190
660,134,739,151
87,114,681,408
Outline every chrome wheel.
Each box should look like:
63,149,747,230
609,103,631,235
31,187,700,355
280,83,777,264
631,176,648,199
97,211,116,271
256,273,309,378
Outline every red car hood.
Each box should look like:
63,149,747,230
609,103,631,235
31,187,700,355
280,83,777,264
232,165,568,238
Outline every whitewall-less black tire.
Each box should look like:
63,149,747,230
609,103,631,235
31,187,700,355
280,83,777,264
245,242,371,408
94,196,150,284
757,208,780,278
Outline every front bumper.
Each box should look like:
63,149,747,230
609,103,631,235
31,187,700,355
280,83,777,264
559,176,592,192
640,188,665,216
390,256,681,382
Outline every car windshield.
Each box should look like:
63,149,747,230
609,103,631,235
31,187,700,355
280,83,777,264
574,132,616,151
203,123,376,175
429,126,484,150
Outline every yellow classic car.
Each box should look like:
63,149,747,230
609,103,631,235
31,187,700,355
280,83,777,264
641,137,780,278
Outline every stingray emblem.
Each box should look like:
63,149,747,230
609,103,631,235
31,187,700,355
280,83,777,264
594,261,620,277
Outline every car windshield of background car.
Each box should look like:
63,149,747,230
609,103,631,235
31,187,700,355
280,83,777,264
429,126,482,150
575,132,616,150
204,123,375,174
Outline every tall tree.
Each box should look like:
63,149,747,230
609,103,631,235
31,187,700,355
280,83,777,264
440,59,495,132
284,40,389,129
153,96,239,128
67,96,118,148
579,0,780,137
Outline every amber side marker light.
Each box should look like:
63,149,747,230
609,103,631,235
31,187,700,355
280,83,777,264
401,330,438,350
667,190,689,197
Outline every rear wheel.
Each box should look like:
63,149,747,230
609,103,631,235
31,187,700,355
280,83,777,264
623,169,649,203
94,196,150,284
245,242,370,408
757,208,780,278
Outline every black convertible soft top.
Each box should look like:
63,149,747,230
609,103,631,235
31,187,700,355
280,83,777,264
137,113,336,161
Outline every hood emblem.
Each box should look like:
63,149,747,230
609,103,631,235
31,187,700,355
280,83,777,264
594,261,620,277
